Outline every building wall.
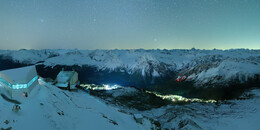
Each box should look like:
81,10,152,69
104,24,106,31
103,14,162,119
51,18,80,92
25,67,38,83
10,78,38,98
70,72,78,85
27,77,38,93
0,72,14,85
11,88,28,98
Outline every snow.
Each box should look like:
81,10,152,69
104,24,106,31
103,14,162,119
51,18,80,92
0,79,148,130
152,70,160,77
134,114,143,119
195,60,260,86
56,71,75,83
205,89,260,130
55,83,68,87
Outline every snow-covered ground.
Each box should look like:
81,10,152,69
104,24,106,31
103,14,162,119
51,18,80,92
0,79,152,130
79,85,260,129
1,77,260,129
134,88,260,129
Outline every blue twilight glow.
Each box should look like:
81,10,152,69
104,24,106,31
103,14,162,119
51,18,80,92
0,76,38,89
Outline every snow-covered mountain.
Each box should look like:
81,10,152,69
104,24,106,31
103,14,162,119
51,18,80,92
0,49,260,88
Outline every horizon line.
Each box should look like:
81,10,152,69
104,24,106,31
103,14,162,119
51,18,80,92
1,48,260,51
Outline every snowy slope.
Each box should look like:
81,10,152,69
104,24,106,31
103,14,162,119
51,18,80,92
194,60,260,86
0,49,260,87
125,88,260,129
82,83,260,129
0,79,149,130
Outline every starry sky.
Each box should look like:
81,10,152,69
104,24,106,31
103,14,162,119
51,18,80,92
0,0,260,50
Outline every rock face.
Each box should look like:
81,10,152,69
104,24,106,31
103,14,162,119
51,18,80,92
0,49,260,90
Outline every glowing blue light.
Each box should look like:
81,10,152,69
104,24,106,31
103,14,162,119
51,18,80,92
27,76,38,87
12,84,28,89
0,75,38,89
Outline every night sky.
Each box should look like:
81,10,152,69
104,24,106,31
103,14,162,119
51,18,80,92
0,0,260,50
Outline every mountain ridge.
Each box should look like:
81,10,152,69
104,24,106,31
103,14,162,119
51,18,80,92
0,49,259,89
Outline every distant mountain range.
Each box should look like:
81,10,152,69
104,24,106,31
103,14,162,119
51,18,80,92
0,49,260,90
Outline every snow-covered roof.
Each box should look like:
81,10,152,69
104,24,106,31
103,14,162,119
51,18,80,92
55,83,77,89
56,71,76,83
55,83,68,87
134,114,143,119
0,66,37,84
